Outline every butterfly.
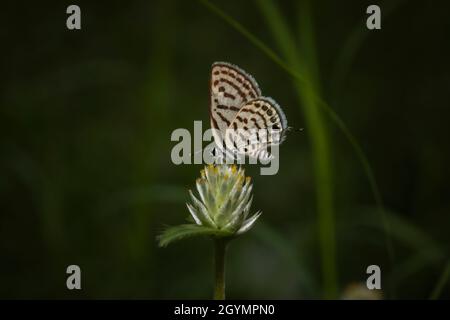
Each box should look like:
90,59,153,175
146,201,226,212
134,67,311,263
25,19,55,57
209,62,288,163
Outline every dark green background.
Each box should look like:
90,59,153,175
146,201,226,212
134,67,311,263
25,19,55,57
1,0,449,299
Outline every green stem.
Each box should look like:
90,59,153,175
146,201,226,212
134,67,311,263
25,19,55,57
213,239,227,300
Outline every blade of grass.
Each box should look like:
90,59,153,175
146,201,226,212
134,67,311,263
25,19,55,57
129,1,176,261
330,0,408,102
296,0,337,299
346,207,443,296
319,99,395,267
387,251,442,293
255,0,337,298
198,1,395,292
198,0,306,84
429,261,450,300
254,222,320,296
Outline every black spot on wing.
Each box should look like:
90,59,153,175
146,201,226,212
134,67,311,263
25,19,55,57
216,111,231,126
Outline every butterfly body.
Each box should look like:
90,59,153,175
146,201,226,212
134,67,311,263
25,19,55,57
209,62,288,162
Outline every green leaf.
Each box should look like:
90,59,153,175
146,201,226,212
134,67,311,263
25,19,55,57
157,224,232,247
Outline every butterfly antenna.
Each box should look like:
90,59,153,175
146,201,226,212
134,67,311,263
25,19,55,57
286,126,304,133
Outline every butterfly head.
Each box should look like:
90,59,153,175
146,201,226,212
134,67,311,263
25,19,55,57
286,126,304,132
280,126,303,142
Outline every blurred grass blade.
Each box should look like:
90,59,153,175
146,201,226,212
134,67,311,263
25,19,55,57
256,0,394,270
330,0,408,102
387,251,442,293
197,0,306,84
346,207,443,296
257,0,337,298
254,0,298,68
429,261,450,300
129,0,176,260
318,99,395,266
254,222,320,295
199,0,396,297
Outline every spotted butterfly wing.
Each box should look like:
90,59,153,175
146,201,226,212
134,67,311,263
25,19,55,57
209,62,288,162
225,97,288,161
210,62,261,151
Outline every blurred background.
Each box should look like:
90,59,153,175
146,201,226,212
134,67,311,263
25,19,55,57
1,0,449,299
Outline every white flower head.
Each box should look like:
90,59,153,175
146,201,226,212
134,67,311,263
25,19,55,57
158,164,262,247
188,164,261,235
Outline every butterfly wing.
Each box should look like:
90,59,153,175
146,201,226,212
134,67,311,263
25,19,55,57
225,97,288,161
210,62,262,149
